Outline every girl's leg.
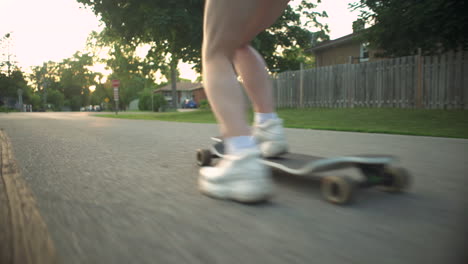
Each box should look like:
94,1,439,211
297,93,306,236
199,0,289,202
233,0,289,114
233,45,275,113
203,0,259,138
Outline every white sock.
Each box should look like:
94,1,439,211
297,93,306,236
225,136,257,155
254,112,278,125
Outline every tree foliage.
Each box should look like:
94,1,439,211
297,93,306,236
29,93,42,111
254,1,329,71
0,33,33,109
76,0,329,106
77,0,204,107
78,0,329,72
87,30,168,110
350,0,468,56
0,70,33,111
22,32,159,111
0,32,17,76
29,52,99,111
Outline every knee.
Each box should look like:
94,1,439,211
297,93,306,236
236,44,251,54
203,40,237,62
233,44,253,63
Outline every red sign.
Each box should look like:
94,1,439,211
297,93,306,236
112,79,120,88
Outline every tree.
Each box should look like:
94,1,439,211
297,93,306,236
47,89,65,111
29,93,42,111
253,1,329,71
86,31,162,109
69,95,82,111
57,52,98,110
0,33,33,110
350,0,468,56
89,81,114,108
105,44,152,110
29,52,100,111
0,70,32,108
0,32,17,77
77,0,204,108
30,61,63,108
76,0,328,108
0,72,14,98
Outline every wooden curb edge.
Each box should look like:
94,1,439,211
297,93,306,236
0,129,59,264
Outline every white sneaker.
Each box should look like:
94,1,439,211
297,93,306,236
253,118,288,158
198,148,274,203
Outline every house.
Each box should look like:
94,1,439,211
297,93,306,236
307,32,384,67
154,82,207,106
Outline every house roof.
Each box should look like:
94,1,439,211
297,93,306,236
307,33,359,53
154,82,203,93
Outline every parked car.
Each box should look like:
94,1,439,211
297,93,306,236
182,99,197,109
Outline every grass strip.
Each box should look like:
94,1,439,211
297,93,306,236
96,108,468,139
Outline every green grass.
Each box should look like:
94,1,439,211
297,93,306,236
99,110,217,123
96,108,468,139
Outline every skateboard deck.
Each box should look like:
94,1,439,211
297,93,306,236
209,139,396,176
196,137,411,204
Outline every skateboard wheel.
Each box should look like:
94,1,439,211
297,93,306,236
196,149,212,166
379,167,411,192
321,176,355,205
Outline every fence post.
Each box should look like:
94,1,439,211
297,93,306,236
299,63,304,108
416,48,424,108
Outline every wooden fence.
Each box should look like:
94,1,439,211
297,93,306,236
272,51,468,109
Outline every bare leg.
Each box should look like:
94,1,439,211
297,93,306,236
203,0,257,138
203,0,289,137
233,1,289,114
233,46,275,113
199,0,289,202
202,53,250,137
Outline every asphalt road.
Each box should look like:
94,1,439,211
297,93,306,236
1,112,467,264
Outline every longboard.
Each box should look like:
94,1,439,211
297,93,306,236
196,137,411,204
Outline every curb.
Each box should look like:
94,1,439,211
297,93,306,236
0,129,58,264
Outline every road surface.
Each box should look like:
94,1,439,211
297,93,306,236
1,112,467,264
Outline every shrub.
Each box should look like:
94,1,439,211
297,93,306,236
198,99,210,110
0,106,9,112
139,90,168,111
0,106,19,113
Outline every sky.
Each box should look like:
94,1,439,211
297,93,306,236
0,0,359,81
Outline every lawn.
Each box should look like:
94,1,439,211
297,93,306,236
96,108,468,139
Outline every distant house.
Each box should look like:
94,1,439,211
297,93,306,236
154,82,207,106
307,32,385,67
